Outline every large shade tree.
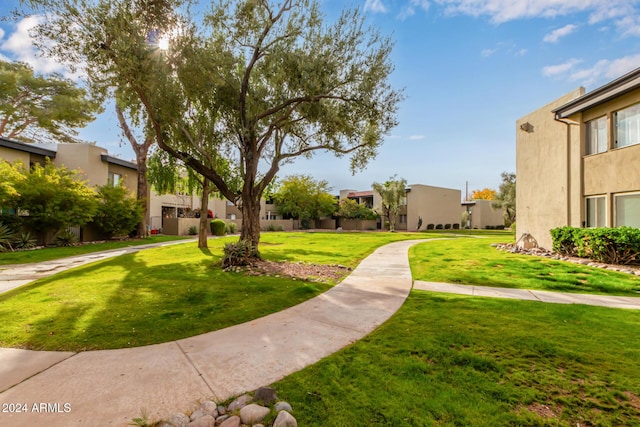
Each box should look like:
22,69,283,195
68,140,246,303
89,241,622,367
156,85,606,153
27,0,402,259
0,59,101,143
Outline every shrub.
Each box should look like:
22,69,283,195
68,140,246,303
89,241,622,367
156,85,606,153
435,224,443,230
417,216,423,230
550,226,581,256
277,225,284,231
210,219,226,236
93,185,143,239
225,222,237,234
444,224,451,229
222,240,259,267
55,229,78,247
452,223,460,230
187,225,198,235
426,224,435,230
550,226,640,265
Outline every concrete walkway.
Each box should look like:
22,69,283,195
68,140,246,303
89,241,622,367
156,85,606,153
414,281,640,310
2,238,640,426
0,239,420,426
0,238,196,294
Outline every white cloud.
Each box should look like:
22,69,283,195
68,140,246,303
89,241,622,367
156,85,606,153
481,48,497,57
551,54,640,86
364,0,388,13
515,48,528,57
615,15,640,37
541,58,582,77
434,0,639,26
543,24,578,43
409,135,426,140
0,16,67,75
398,0,430,20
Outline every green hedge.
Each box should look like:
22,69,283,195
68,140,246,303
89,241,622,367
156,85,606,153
550,226,640,265
210,219,227,236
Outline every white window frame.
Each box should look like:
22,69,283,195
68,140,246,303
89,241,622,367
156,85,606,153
585,195,607,228
585,116,607,155
108,172,122,187
614,192,640,228
614,102,640,149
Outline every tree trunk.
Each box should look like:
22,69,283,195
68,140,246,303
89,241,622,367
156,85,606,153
136,152,149,238
240,192,261,257
198,179,211,249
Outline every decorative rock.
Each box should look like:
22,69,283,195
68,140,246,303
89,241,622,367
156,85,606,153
253,387,278,405
190,409,205,421
218,415,241,427
227,394,252,411
239,404,270,425
274,401,293,413
167,413,190,427
216,415,230,424
273,410,298,427
200,400,218,417
187,414,215,427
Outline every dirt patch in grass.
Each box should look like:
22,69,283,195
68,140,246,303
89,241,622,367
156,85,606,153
621,391,640,410
520,403,561,419
238,260,352,283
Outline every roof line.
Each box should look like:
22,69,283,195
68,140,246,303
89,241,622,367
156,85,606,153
553,67,640,119
0,137,57,158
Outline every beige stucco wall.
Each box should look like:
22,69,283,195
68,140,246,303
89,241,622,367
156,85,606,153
0,146,30,165
406,184,461,230
463,199,505,229
54,143,109,187
516,88,585,249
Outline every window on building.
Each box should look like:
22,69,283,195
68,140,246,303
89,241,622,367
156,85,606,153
585,196,606,227
586,116,607,154
614,103,640,149
108,172,122,187
615,193,640,228
265,211,277,220
399,214,407,224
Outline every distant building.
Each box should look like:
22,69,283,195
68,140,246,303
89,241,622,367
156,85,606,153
340,184,462,230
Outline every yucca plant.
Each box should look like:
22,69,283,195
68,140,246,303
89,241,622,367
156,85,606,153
0,223,15,252
55,229,78,247
13,231,36,249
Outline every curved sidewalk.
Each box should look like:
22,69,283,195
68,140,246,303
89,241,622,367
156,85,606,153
414,281,640,310
0,238,197,294
0,239,422,427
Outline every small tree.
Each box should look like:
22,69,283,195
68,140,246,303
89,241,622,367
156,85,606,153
0,59,101,143
337,199,378,220
12,160,97,244
274,175,336,227
471,188,497,200
93,184,143,239
372,176,407,232
492,172,516,225
0,160,24,209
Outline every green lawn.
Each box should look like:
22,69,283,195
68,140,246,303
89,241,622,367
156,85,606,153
0,235,190,265
273,291,640,426
0,232,436,351
410,236,640,296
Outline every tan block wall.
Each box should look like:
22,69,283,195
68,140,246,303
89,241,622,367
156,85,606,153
516,88,585,249
406,184,461,230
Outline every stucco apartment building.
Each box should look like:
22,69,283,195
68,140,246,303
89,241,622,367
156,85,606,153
340,184,462,230
0,138,293,236
517,67,640,249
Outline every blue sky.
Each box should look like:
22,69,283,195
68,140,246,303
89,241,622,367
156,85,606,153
2,0,640,196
